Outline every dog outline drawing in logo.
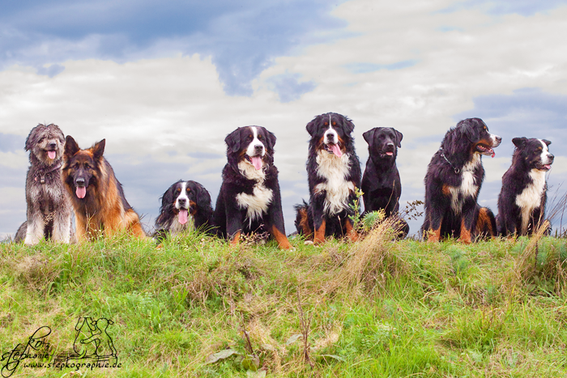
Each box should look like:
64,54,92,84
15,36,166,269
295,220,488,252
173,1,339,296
73,317,117,361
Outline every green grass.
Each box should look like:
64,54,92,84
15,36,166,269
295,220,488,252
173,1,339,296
1,226,567,377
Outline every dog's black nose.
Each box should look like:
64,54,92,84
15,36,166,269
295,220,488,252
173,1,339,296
76,178,85,187
178,198,186,206
386,142,395,149
49,142,57,149
549,154,554,162
254,145,263,154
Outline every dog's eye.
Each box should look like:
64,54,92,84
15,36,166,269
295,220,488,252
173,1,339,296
258,135,262,139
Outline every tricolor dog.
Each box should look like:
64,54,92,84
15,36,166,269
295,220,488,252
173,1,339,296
422,118,501,243
295,112,361,244
213,126,292,249
154,180,214,240
496,137,554,236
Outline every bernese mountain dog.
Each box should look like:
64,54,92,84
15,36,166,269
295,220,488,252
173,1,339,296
213,126,292,249
295,112,361,244
422,118,501,243
154,180,214,240
496,137,554,236
361,126,409,238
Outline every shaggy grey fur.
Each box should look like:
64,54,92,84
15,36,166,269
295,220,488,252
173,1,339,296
14,124,72,244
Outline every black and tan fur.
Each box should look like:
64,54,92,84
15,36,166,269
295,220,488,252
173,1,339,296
213,126,292,249
422,118,500,243
294,112,361,244
154,180,214,240
62,136,146,241
496,137,554,236
15,124,72,244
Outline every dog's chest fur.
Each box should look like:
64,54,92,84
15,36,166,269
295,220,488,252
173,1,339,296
515,169,546,234
169,215,195,234
236,161,274,224
447,155,480,214
314,150,354,215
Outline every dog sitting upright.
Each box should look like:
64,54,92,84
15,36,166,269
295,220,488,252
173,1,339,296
213,126,292,249
62,136,146,241
295,112,361,244
422,118,501,243
361,127,409,237
497,137,554,236
15,124,72,244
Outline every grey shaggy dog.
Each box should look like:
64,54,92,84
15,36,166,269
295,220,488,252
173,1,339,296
14,124,72,244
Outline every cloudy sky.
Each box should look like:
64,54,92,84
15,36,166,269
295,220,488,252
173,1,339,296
1,0,567,238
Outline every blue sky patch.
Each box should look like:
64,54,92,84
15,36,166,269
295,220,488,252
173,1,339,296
345,60,418,74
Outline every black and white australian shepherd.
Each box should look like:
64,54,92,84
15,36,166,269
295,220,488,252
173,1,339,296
422,118,501,243
496,137,554,236
213,126,292,249
295,112,361,244
154,180,214,239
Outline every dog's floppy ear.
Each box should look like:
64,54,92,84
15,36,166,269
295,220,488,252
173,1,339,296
362,128,376,146
393,128,403,148
542,139,551,146
25,125,41,151
512,137,528,148
92,139,106,161
264,128,277,152
224,128,241,154
342,116,355,135
306,117,319,137
191,181,213,224
64,135,80,157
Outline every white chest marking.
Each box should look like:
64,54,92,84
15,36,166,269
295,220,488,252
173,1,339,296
516,169,546,234
236,160,273,226
314,150,354,215
448,155,480,214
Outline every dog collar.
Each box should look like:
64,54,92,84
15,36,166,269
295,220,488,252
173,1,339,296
35,162,62,184
439,148,460,174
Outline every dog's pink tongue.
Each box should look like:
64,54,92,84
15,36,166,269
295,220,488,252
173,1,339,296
491,150,495,158
178,209,188,225
251,156,263,170
76,187,86,199
48,151,56,159
330,144,343,157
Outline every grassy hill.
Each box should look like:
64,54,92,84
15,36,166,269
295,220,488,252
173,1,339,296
1,223,567,377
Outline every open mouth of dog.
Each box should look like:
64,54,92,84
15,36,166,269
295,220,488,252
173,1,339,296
46,149,57,160
324,142,343,157
476,144,496,158
380,147,395,158
75,184,87,199
177,207,189,224
246,154,264,170
536,163,553,171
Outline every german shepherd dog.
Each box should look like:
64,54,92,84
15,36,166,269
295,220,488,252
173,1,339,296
62,136,146,241
422,118,501,243
15,124,72,244
496,137,554,236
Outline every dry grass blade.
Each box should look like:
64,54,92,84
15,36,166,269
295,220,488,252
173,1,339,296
510,220,551,286
325,216,406,295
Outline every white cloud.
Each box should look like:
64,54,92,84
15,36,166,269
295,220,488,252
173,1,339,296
1,0,567,236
